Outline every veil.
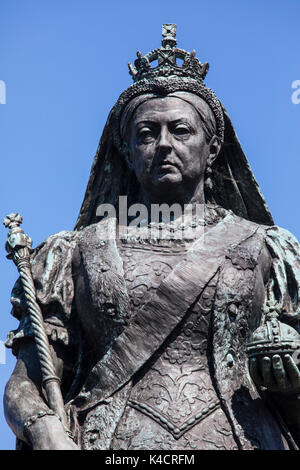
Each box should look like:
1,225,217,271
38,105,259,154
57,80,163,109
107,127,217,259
75,25,273,230
74,103,273,230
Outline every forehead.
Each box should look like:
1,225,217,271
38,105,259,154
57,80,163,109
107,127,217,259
133,97,200,124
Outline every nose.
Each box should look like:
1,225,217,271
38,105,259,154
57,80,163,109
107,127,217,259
157,126,172,153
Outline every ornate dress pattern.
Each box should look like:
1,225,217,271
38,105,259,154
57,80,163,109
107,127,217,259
6,207,300,450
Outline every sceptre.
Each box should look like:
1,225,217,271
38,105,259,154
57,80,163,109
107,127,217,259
3,213,68,428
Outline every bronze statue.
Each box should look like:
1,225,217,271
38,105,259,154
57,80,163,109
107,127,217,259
4,24,300,450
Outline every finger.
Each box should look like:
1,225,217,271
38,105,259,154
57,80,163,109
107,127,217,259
283,354,300,388
272,355,287,390
249,357,264,386
262,356,275,387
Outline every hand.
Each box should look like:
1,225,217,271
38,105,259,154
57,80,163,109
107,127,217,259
26,414,80,450
249,353,300,396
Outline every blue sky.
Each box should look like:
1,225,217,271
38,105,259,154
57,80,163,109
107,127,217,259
0,0,300,450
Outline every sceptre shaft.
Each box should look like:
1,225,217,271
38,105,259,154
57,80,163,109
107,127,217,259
3,213,68,428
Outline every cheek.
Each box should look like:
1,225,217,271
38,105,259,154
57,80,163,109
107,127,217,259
194,141,209,171
175,138,208,173
131,146,154,178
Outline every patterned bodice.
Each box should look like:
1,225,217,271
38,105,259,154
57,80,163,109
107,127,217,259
120,239,214,366
110,236,238,450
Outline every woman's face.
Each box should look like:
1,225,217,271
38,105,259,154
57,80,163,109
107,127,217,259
127,96,219,204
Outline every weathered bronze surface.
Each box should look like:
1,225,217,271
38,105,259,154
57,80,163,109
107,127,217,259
4,25,300,450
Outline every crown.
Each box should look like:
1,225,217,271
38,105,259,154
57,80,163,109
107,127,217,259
128,24,209,83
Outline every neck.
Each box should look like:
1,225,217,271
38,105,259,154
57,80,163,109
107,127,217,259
141,179,205,210
137,182,206,224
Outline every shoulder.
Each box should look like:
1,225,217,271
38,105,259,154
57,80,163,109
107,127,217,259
265,225,300,252
7,230,81,354
247,221,300,267
10,230,79,321
229,211,300,254
32,229,78,262
260,224,300,268
75,218,117,245
214,206,265,242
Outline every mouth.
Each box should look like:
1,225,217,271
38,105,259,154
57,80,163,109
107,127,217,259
155,160,180,171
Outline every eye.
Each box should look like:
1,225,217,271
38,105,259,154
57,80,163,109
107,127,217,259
137,127,155,143
172,124,192,137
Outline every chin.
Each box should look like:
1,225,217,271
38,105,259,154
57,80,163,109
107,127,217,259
153,172,183,187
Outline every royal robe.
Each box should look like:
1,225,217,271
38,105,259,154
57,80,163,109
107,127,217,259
7,207,300,450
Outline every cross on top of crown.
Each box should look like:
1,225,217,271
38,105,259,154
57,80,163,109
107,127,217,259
162,24,176,38
161,23,177,48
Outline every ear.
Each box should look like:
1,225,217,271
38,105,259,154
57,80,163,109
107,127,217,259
206,135,221,167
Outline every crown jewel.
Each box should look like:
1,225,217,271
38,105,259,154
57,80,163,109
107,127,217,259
128,24,209,82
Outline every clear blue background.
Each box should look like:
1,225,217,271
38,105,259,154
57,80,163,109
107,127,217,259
0,0,299,450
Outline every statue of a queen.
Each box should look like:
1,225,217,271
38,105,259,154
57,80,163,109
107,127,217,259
4,24,300,451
